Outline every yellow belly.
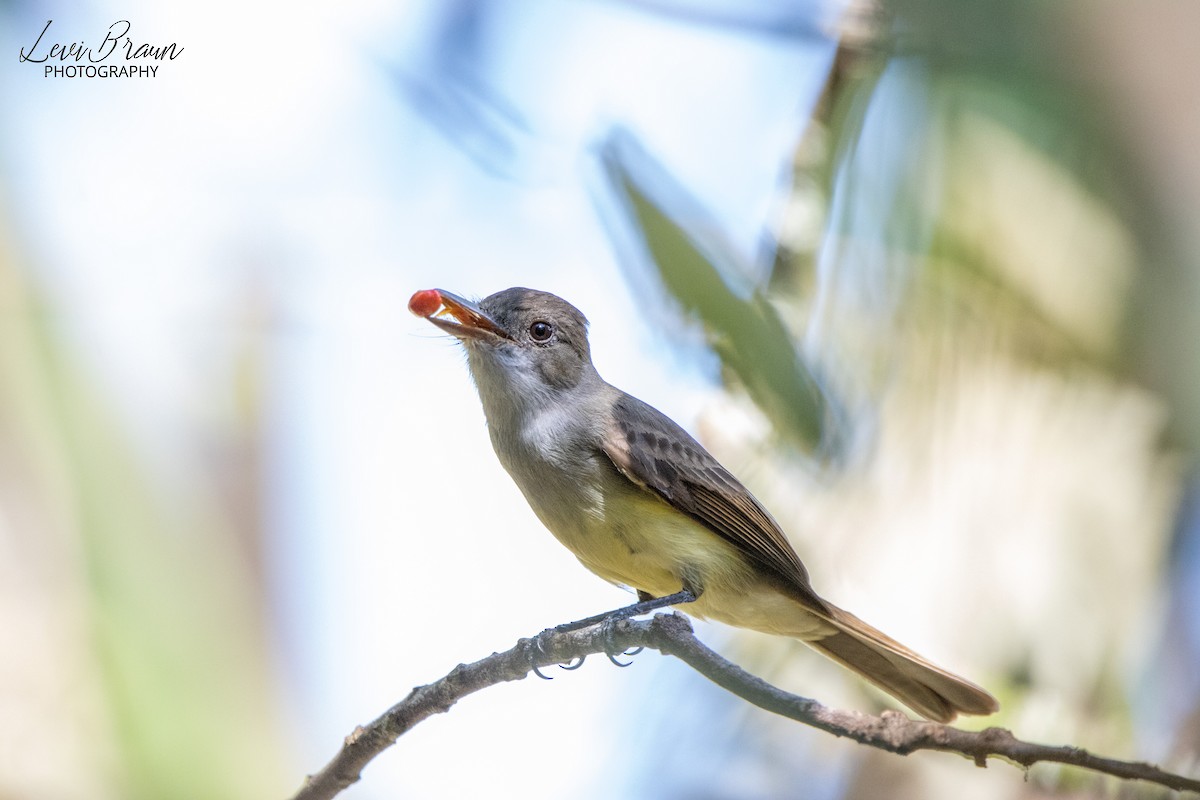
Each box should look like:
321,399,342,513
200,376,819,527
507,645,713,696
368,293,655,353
558,492,835,641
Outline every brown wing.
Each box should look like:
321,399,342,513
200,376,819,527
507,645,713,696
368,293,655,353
601,393,829,614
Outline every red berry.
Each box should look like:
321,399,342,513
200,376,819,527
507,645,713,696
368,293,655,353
408,289,442,317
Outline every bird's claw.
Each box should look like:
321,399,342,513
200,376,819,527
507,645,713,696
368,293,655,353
528,618,644,677
528,631,593,677
606,651,634,668
600,618,642,667
529,631,557,680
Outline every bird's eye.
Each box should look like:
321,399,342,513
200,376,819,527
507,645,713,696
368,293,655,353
529,321,553,341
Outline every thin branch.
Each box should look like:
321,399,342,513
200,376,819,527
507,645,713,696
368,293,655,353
291,613,1200,800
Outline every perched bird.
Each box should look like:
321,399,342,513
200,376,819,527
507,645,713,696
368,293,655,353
410,286,998,722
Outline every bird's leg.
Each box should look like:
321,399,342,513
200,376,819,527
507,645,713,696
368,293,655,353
533,588,698,676
553,587,699,634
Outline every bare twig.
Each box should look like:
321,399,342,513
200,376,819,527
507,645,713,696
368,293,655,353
291,613,1200,800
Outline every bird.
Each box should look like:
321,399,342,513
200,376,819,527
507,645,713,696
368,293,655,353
410,285,998,722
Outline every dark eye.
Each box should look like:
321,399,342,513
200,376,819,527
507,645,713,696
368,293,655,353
529,321,553,341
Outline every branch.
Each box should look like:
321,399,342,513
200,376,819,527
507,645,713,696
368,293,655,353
291,613,1200,800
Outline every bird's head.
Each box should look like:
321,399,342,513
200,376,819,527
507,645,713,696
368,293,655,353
411,287,597,399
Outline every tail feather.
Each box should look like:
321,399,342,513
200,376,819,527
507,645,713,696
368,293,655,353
808,605,999,723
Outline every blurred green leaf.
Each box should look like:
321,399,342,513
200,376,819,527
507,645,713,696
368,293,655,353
0,219,290,799
599,132,842,456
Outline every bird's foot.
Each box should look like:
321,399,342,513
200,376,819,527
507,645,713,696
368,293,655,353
599,616,642,667
553,588,698,634
528,589,696,677
528,629,569,680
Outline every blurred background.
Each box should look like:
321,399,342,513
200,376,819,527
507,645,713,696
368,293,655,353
2,0,1199,798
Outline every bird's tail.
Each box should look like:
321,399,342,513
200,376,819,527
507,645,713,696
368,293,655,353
808,604,999,723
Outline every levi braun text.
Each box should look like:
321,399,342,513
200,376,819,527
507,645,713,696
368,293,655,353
19,20,184,78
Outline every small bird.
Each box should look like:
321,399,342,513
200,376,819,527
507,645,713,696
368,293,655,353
411,286,998,722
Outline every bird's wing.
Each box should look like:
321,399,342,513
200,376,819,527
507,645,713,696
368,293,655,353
601,392,828,613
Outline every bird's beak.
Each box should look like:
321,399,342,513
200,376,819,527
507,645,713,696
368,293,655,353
425,289,512,342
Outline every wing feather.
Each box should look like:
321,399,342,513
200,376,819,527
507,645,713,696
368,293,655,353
601,393,827,613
